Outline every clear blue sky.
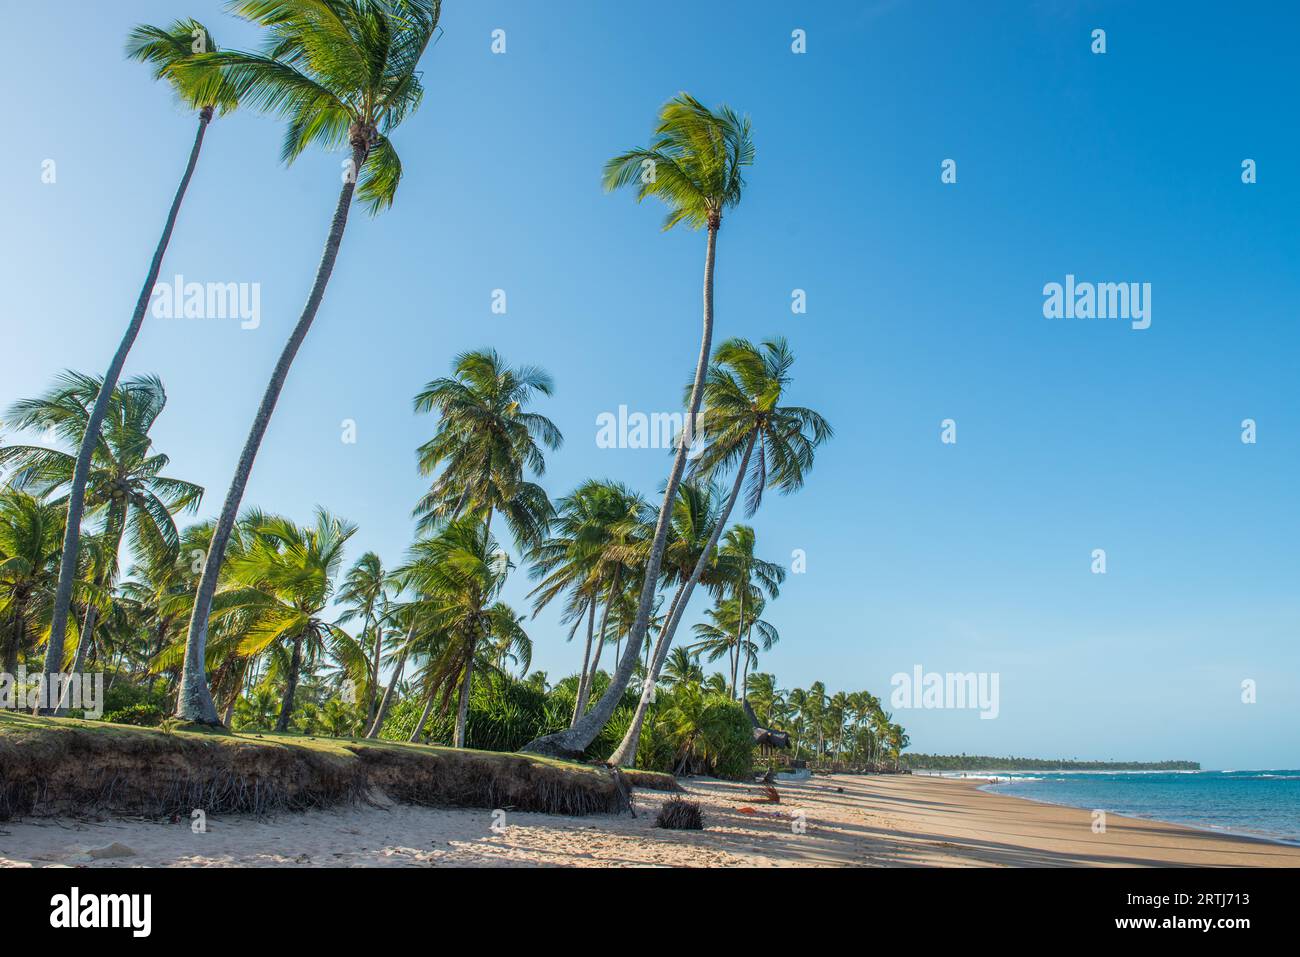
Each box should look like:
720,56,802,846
3,1,1297,769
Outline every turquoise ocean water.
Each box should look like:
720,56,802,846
934,770,1300,844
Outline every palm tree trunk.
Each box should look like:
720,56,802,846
274,633,305,732
3,606,26,677
175,140,368,725
608,431,757,766
367,625,413,738
574,572,619,721
409,683,437,743
37,112,212,713
522,223,720,757
454,656,473,748
730,590,745,699
570,599,597,726
54,603,98,714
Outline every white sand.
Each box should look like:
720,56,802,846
3,774,1296,868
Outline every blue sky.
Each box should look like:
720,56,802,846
3,1,1297,768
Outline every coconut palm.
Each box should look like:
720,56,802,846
117,524,209,688
714,525,783,697
661,647,704,688
528,480,647,723
34,22,236,705
363,597,425,738
690,590,779,699
336,551,393,725
746,672,784,726
0,491,66,675
399,518,529,747
210,509,356,731
1,374,203,710
608,337,830,765
523,94,754,758
412,349,561,546
177,0,443,723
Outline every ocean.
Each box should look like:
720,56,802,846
926,770,1300,845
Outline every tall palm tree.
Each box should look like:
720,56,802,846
608,337,831,765
363,596,425,738
399,518,527,747
715,525,783,697
528,480,646,723
412,349,561,546
212,508,356,731
1,374,203,711
335,551,392,725
36,21,236,705
0,491,66,675
523,94,754,758
690,590,779,700
177,0,443,723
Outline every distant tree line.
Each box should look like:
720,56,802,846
901,753,1200,772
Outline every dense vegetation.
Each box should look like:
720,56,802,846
901,754,1200,772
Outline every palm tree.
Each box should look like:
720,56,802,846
690,590,779,699
1,374,203,711
412,349,562,546
177,0,443,724
363,596,425,739
661,647,704,688
803,681,829,763
608,337,831,765
786,687,809,758
0,491,66,675
528,480,646,723
714,525,783,697
212,509,356,730
35,21,236,705
523,94,754,758
399,518,529,747
336,551,392,726
746,672,784,727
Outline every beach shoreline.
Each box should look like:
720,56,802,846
3,772,1297,868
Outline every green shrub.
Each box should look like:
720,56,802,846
102,702,165,727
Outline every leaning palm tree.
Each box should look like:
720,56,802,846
35,22,235,709
1,373,203,711
177,0,443,723
608,337,831,766
523,93,754,757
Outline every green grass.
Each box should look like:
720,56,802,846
0,711,635,820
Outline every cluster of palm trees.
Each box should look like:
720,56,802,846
747,676,910,769
0,0,899,772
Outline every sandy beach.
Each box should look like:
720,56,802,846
2,773,1296,868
